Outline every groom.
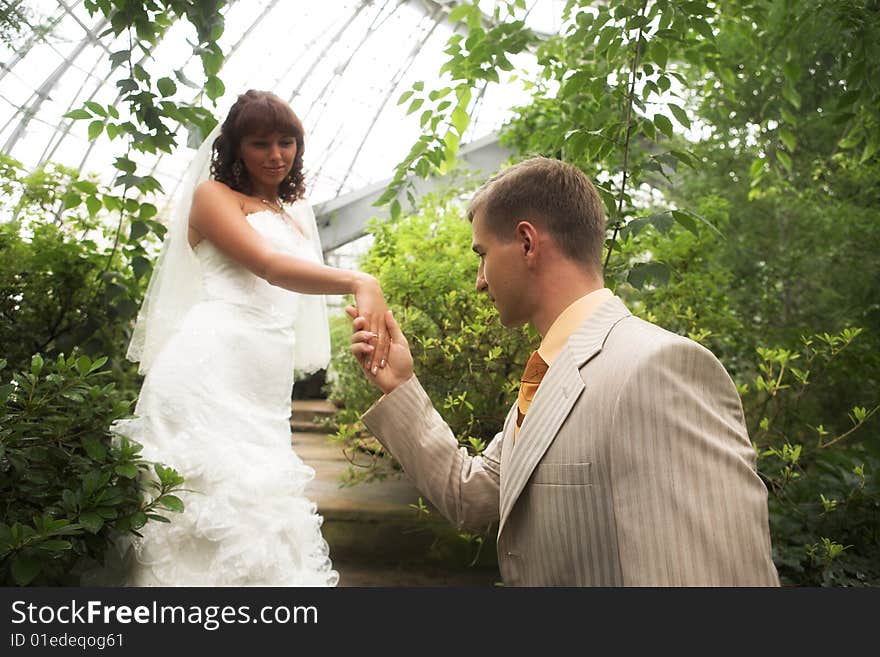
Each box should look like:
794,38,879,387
349,157,779,586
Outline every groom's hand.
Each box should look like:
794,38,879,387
346,306,413,395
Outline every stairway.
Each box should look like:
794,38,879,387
291,399,500,587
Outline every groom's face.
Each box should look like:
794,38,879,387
471,210,530,328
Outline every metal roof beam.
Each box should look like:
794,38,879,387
315,131,510,253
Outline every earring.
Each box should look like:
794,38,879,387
232,160,243,187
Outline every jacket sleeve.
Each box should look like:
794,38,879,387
362,376,501,530
609,338,779,586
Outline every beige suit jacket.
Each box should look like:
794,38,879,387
362,297,779,586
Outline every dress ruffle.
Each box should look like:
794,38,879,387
113,413,338,587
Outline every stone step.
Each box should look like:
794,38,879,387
291,399,338,434
293,429,498,576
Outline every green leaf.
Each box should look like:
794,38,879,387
653,114,674,138
78,512,104,534
777,149,792,172
116,78,139,94
82,437,107,461
109,49,130,69
671,209,698,236
86,195,103,218
749,158,765,178
132,256,151,281
861,136,879,163
781,84,801,110
76,355,91,375
651,42,668,70
131,512,147,529
89,120,104,141
139,202,158,220
158,495,185,513
84,101,107,117
62,191,81,209
64,109,92,120
146,514,171,523
448,4,472,23
839,129,863,150
31,354,43,376
157,77,177,97
668,104,691,128
205,75,225,101
674,209,724,238
779,128,797,152
691,17,714,40
11,555,41,585
627,262,671,289
451,105,469,135
114,157,136,173
114,463,138,478
129,220,149,241
202,48,224,76
397,90,413,105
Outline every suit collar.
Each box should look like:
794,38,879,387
564,295,632,368
498,296,632,537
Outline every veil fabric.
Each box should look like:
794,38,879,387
127,126,331,377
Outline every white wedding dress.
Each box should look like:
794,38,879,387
112,207,338,586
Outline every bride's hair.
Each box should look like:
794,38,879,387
210,90,306,202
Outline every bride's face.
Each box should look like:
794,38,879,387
238,131,297,196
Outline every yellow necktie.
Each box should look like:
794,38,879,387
516,350,549,430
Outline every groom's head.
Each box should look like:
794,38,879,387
468,157,606,327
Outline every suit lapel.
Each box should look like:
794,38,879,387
498,297,632,537
499,402,518,481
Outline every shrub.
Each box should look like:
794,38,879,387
0,353,184,586
743,330,880,586
0,153,151,394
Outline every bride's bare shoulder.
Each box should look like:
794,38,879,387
190,181,248,218
193,180,241,204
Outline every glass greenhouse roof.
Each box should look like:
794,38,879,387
1,0,563,216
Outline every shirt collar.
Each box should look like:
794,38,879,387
537,288,614,366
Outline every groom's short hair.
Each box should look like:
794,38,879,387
467,157,606,272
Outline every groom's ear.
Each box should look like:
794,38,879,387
515,220,539,258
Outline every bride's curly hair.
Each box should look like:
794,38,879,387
210,90,306,202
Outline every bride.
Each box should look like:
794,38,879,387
112,90,389,586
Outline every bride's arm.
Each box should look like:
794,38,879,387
189,180,389,371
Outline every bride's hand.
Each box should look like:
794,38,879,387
353,274,389,374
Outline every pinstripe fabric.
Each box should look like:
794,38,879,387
362,297,779,586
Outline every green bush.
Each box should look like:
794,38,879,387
0,353,184,586
327,189,535,483
0,153,153,394
743,331,880,586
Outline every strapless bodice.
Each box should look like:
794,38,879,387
193,209,318,323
